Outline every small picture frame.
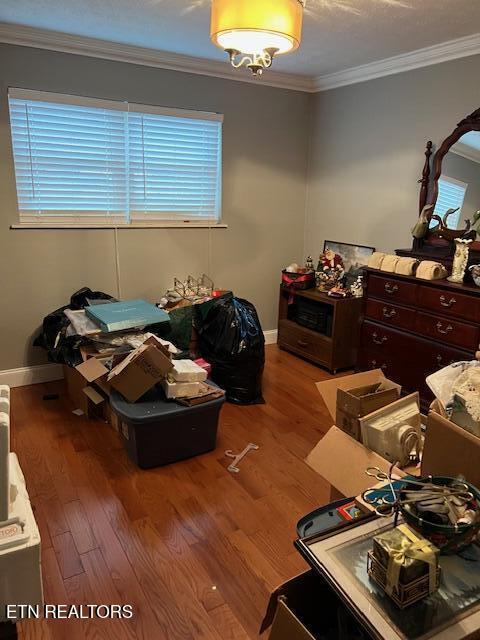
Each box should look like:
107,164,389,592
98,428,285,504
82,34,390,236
323,240,376,286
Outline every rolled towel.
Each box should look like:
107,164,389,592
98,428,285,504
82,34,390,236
368,252,386,269
395,257,419,276
416,261,448,281
380,254,400,273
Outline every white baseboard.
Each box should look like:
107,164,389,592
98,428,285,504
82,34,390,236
0,363,64,388
264,330,278,345
1,332,278,388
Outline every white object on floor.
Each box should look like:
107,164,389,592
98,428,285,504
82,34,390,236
0,453,43,621
0,385,10,523
225,443,259,473
171,360,208,383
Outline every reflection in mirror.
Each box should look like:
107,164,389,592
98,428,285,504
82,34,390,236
432,131,480,230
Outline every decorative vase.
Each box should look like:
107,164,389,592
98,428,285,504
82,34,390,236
448,239,472,284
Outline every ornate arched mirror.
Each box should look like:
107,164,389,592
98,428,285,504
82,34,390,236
420,109,480,248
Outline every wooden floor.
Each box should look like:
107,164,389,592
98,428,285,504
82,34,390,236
12,345,336,640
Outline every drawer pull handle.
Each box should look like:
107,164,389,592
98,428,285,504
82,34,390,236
372,332,388,345
436,322,453,335
371,360,387,372
297,340,308,348
440,296,456,308
382,307,397,319
384,283,399,295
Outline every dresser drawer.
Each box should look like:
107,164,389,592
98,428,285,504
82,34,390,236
278,320,332,363
360,321,411,352
415,311,480,351
359,322,422,391
365,299,416,331
357,347,423,395
368,274,418,305
421,342,472,375
417,286,480,323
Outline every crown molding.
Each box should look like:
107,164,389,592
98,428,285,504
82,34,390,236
313,32,480,92
0,22,316,93
1,23,479,94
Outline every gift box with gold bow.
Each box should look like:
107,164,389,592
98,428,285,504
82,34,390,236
368,524,440,608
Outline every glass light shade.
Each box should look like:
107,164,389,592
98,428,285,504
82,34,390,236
211,0,303,56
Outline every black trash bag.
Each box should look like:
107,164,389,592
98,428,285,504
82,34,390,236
196,293,265,405
33,287,115,366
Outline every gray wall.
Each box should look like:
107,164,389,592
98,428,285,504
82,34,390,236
0,43,311,370
442,152,480,226
305,55,480,259
3,43,480,372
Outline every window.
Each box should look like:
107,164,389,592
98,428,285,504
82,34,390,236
8,88,223,226
432,175,467,230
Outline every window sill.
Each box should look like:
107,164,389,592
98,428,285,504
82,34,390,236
10,222,228,230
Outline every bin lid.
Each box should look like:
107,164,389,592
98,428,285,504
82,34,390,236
109,382,225,424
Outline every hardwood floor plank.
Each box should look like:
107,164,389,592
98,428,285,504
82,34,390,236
207,605,251,640
52,532,84,580
63,500,98,555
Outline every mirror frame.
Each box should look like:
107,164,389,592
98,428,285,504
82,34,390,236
426,107,480,212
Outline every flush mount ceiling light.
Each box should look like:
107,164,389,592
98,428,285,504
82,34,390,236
210,0,305,77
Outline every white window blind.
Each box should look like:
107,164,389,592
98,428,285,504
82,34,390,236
432,175,467,230
8,88,223,226
128,106,222,221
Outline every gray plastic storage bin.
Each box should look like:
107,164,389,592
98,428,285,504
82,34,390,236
110,385,225,469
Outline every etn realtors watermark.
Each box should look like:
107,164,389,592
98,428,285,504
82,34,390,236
5,604,134,619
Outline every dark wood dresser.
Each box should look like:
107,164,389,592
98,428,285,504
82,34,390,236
358,268,480,412
278,286,362,373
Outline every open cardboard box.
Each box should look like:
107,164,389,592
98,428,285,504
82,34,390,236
422,400,480,489
307,370,412,501
261,570,352,639
63,363,118,427
336,378,400,442
107,341,173,403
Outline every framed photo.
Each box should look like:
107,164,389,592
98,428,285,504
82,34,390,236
323,240,375,286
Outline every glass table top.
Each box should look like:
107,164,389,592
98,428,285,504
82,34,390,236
330,527,480,640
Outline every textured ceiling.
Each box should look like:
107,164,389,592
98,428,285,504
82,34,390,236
0,0,479,76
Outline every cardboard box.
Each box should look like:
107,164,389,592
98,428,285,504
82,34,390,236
63,364,108,420
261,569,366,639
318,370,401,442
337,383,400,442
75,357,109,384
143,334,179,358
310,371,408,501
107,342,173,403
261,570,331,639
422,402,480,489
306,426,401,500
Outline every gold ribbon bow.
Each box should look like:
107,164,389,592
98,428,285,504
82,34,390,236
385,524,437,596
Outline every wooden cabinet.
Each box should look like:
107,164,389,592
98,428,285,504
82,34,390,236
359,269,480,412
277,287,363,373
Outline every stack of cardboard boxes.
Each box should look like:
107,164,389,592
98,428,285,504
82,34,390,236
64,334,215,426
